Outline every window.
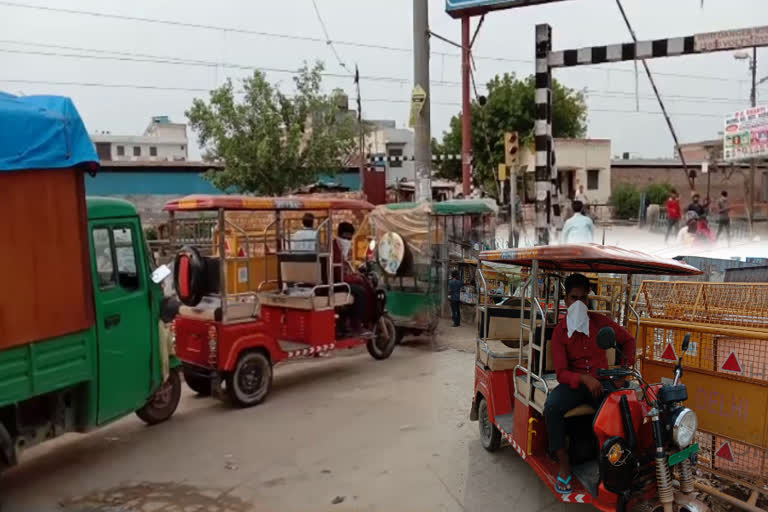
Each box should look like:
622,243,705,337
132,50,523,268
149,146,158,157
133,146,141,157
116,145,125,156
587,169,600,190
95,142,111,161
93,228,115,288
113,227,139,290
180,145,185,151
388,147,403,168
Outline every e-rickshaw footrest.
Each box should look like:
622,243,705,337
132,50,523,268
495,412,515,436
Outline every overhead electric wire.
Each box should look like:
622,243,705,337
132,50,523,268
2,43,763,106
309,0,351,75
0,1,751,85
0,77,737,119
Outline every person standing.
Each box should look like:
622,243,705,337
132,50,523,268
716,190,731,245
665,189,681,243
448,270,462,327
561,201,594,244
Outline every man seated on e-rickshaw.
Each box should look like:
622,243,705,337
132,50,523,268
334,222,371,338
544,273,635,494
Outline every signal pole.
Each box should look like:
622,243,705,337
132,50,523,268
504,132,520,248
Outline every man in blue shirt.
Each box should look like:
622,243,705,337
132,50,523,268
448,270,462,327
561,200,594,244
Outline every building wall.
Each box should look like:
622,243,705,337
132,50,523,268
611,165,768,206
365,126,416,186
519,138,612,204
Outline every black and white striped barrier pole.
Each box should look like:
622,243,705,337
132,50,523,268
535,24,559,246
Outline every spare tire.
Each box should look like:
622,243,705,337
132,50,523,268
174,245,206,306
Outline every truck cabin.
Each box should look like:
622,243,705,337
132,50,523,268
474,244,702,418
163,195,374,322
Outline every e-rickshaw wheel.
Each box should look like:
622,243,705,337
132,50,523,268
226,350,273,407
182,368,211,396
367,315,396,360
478,397,501,452
136,368,182,425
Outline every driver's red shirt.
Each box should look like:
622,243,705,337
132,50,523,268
551,312,635,389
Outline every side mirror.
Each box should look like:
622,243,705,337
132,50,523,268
151,264,172,284
597,326,617,350
681,333,691,354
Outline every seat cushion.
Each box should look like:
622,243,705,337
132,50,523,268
258,291,354,310
477,339,526,371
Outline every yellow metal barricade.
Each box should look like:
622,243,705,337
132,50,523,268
632,281,768,487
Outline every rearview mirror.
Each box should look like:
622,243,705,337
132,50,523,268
151,264,172,284
597,326,616,350
681,333,691,354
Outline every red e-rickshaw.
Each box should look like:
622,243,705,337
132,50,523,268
469,245,709,512
165,195,396,407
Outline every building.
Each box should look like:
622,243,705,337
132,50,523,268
364,120,415,186
91,116,188,162
724,265,768,283
518,138,612,204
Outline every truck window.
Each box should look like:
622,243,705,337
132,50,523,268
113,227,140,291
93,227,116,288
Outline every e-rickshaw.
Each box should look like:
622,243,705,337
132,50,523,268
469,244,709,512
369,199,497,341
165,195,396,407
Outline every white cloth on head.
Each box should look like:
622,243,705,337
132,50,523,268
566,300,590,338
337,237,351,260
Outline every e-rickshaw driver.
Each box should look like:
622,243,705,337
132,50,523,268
545,272,635,494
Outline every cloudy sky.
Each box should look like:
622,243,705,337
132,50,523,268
1,0,766,160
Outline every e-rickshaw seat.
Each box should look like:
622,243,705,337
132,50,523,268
279,253,329,285
515,337,615,417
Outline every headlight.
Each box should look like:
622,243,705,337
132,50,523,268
672,408,698,448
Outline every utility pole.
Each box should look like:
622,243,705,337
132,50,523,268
461,17,472,196
355,66,365,197
413,0,432,202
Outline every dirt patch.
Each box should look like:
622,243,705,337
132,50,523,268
60,482,252,512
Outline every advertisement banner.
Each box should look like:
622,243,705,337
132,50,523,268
723,106,768,161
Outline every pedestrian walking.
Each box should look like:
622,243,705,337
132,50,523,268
716,190,731,245
448,270,462,327
665,189,681,243
561,200,594,244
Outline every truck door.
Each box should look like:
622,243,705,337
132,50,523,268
90,220,153,424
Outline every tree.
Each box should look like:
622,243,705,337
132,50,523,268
186,62,357,196
433,74,588,195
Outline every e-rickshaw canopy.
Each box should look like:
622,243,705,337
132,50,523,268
384,199,498,215
164,194,375,212
479,244,702,276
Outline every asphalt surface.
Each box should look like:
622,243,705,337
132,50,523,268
0,323,588,512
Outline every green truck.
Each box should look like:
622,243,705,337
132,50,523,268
0,93,180,473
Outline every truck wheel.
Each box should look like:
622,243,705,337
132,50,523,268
226,351,272,407
367,315,396,360
136,368,182,425
182,368,211,396
478,397,501,452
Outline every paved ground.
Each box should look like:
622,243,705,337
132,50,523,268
0,326,587,512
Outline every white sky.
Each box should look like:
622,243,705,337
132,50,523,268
2,0,767,161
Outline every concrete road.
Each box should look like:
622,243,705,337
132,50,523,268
1,335,588,512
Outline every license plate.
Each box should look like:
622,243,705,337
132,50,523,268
668,443,699,467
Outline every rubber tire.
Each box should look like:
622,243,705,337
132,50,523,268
182,368,211,396
136,368,182,425
226,351,273,408
478,397,501,452
367,315,396,360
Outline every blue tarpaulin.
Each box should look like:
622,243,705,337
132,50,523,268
0,92,98,172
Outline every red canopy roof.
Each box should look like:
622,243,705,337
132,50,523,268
479,244,702,275
164,194,375,212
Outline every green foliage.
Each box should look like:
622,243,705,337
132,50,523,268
643,183,673,205
432,74,588,195
144,226,158,241
609,184,641,220
186,62,357,195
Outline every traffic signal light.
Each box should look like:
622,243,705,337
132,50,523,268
504,131,519,168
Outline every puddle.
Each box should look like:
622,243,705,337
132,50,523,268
59,482,252,512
